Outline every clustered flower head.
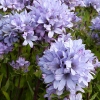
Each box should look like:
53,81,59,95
90,15,100,30
29,0,79,39
0,0,31,11
61,0,85,10
0,0,80,49
83,0,100,12
38,34,99,100
0,0,99,99
10,57,30,72
62,0,100,13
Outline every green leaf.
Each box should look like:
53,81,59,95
90,92,98,100
2,79,10,91
2,91,10,100
34,70,42,78
96,84,100,91
27,81,34,96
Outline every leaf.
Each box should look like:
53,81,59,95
27,81,34,96
90,92,98,100
2,91,10,100
1,79,10,91
34,70,42,78
96,84,100,91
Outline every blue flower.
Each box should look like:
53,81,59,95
10,57,30,72
38,34,99,99
22,31,38,48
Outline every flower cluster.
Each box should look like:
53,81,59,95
0,0,31,11
29,0,79,39
90,15,100,30
62,0,100,13
0,0,80,50
0,0,100,99
38,34,99,100
61,0,85,10
83,0,100,12
10,57,30,72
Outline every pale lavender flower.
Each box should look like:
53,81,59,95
88,31,100,46
0,42,12,57
61,0,85,10
90,16,100,30
0,10,38,47
22,31,38,48
0,42,7,55
84,0,100,12
0,0,31,11
69,93,82,100
29,0,78,39
10,57,30,72
38,34,99,99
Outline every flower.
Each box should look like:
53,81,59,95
0,0,31,11
38,34,99,99
84,0,100,12
90,16,100,30
10,57,30,72
22,31,38,48
61,0,85,10
29,0,78,39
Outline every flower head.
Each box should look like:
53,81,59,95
38,34,99,99
29,0,78,39
22,31,38,48
10,57,30,72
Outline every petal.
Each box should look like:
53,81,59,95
58,77,66,91
48,31,54,38
54,28,62,34
44,74,54,83
56,89,63,95
23,40,28,46
66,78,75,90
28,41,33,48
55,74,63,80
53,81,59,89
71,69,76,75
65,60,72,68
76,93,82,100
31,36,38,41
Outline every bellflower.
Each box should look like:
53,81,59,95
0,0,31,11
61,0,85,10
90,16,100,30
84,0,100,12
29,0,78,39
0,42,13,58
22,31,38,48
38,34,99,99
10,57,30,72
0,42,7,55
0,10,38,48
0,15,19,46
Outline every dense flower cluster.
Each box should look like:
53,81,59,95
0,0,31,11
0,0,100,99
38,34,99,100
90,15,100,30
61,0,85,10
84,0,100,12
62,0,100,13
89,15,100,45
29,0,79,39
0,0,80,49
10,57,30,72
